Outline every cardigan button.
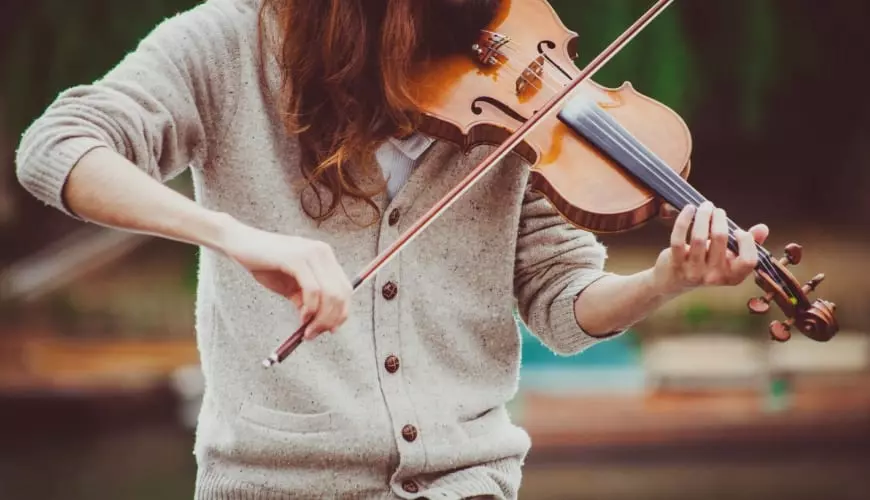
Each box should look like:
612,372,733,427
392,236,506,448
388,208,401,226
401,424,418,442
402,480,419,494
382,281,398,300
385,355,400,374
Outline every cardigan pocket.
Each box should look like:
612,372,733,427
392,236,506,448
459,405,509,440
239,399,344,434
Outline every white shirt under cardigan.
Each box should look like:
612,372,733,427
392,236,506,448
377,134,435,200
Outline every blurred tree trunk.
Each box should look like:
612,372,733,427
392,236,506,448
0,97,14,227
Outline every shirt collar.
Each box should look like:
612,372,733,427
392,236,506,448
387,133,436,161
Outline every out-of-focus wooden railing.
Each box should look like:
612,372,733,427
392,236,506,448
0,335,198,394
0,228,151,304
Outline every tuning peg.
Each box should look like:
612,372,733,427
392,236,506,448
802,273,825,294
769,318,794,342
780,243,803,266
748,292,774,314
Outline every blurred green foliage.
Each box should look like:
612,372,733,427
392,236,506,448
554,0,698,117
552,0,789,132
0,0,807,136
1,0,200,135
680,300,769,335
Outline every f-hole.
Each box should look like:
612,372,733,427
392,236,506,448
537,41,572,81
471,97,529,124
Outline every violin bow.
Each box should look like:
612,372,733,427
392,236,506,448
263,0,675,367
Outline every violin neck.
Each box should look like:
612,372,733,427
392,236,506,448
558,97,766,259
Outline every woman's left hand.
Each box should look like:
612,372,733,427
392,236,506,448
653,201,769,296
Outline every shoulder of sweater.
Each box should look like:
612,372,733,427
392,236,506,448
154,0,259,45
137,0,261,56
133,0,260,134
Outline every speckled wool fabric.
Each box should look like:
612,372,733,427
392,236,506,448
15,0,616,498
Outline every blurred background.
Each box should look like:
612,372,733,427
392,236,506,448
1,0,869,498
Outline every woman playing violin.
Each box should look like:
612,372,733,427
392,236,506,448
16,0,770,498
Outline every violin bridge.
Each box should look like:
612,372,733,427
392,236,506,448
516,55,546,96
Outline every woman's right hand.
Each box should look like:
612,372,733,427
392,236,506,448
219,220,353,340
27,146,352,340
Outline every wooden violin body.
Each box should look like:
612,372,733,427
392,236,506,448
410,0,839,343
411,0,692,233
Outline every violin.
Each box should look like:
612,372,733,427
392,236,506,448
263,0,838,367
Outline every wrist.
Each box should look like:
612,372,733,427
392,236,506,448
646,266,687,300
193,209,242,254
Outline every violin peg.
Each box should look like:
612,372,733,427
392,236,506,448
802,273,825,294
769,318,794,343
747,293,773,314
782,243,803,266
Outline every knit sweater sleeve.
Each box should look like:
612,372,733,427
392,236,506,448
513,188,623,356
15,0,244,216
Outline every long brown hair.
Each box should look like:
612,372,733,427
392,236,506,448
258,0,424,223
258,0,501,223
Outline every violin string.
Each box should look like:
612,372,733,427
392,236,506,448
495,60,793,295
494,42,794,295
494,55,557,95
577,100,788,288
491,44,571,94
575,100,795,296
483,37,570,93
482,41,794,294
582,103,791,293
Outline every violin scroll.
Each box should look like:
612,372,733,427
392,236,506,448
747,243,838,343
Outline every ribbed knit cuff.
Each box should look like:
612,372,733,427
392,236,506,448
18,136,109,218
196,468,284,500
410,456,521,500
546,271,624,355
